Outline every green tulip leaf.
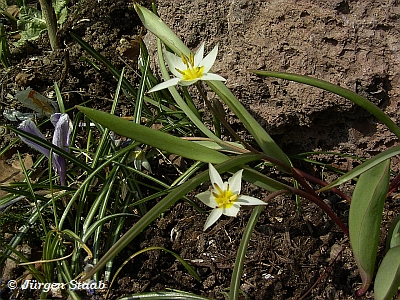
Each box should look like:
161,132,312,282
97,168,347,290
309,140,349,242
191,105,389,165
134,3,190,57
349,159,390,293
374,245,400,300
387,215,400,249
76,106,227,164
251,71,400,139
207,81,291,171
318,145,400,192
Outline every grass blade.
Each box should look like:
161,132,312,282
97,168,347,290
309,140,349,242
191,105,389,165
106,246,200,299
318,145,400,191
230,205,264,300
117,291,213,300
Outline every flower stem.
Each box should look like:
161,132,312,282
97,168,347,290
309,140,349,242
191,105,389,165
294,167,351,202
195,82,258,153
38,0,60,51
290,185,349,237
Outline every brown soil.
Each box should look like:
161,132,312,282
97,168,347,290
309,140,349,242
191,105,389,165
1,0,400,299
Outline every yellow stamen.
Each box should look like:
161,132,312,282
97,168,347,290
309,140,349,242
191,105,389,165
176,53,204,81
181,54,189,66
212,183,238,209
188,53,195,66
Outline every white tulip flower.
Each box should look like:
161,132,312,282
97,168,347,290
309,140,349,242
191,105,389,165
149,42,226,92
127,147,152,173
196,163,266,231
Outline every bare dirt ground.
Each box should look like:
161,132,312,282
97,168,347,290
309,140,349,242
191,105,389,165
1,0,400,299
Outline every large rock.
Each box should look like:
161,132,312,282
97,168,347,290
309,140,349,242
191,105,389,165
150,0,400,153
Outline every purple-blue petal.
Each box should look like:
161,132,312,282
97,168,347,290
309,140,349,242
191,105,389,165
51,114,72,185
52,114,71,152
52,153,66,186
18,119,50,158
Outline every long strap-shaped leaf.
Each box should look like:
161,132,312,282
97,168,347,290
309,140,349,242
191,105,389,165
374,245,400,300
134,3,191,57
252,71,400,139
207,81,291,170
318,145,400,191
77,106,227,163
77,106,289,192
230,205,264,300
349,159,390,295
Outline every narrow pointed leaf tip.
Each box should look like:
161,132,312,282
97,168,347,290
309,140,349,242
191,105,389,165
196,163,266,230
133,3,190,56
149,42,226,93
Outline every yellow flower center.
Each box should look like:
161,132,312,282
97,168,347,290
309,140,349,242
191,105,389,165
133,150,145,160
212,183,238,209
176,53,205,81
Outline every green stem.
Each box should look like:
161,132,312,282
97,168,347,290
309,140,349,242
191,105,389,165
229,205,265,300
195,83,262,154
0,9,17,24
38,0,59,50
294,167,351,202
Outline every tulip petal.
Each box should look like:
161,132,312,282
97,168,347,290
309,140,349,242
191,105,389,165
201,44,218,73
223,203,240,217
155,42,224,90
196,191,216,208
164,51,185,78
179,78,201,86
228,169,243,194
148,78,181,93
196,164,267,230
237,195,266,206
133,158,142,171
204,208,223,231
141,159,152,173
208,163,224,189
194,42,205,66
202,73,226,82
